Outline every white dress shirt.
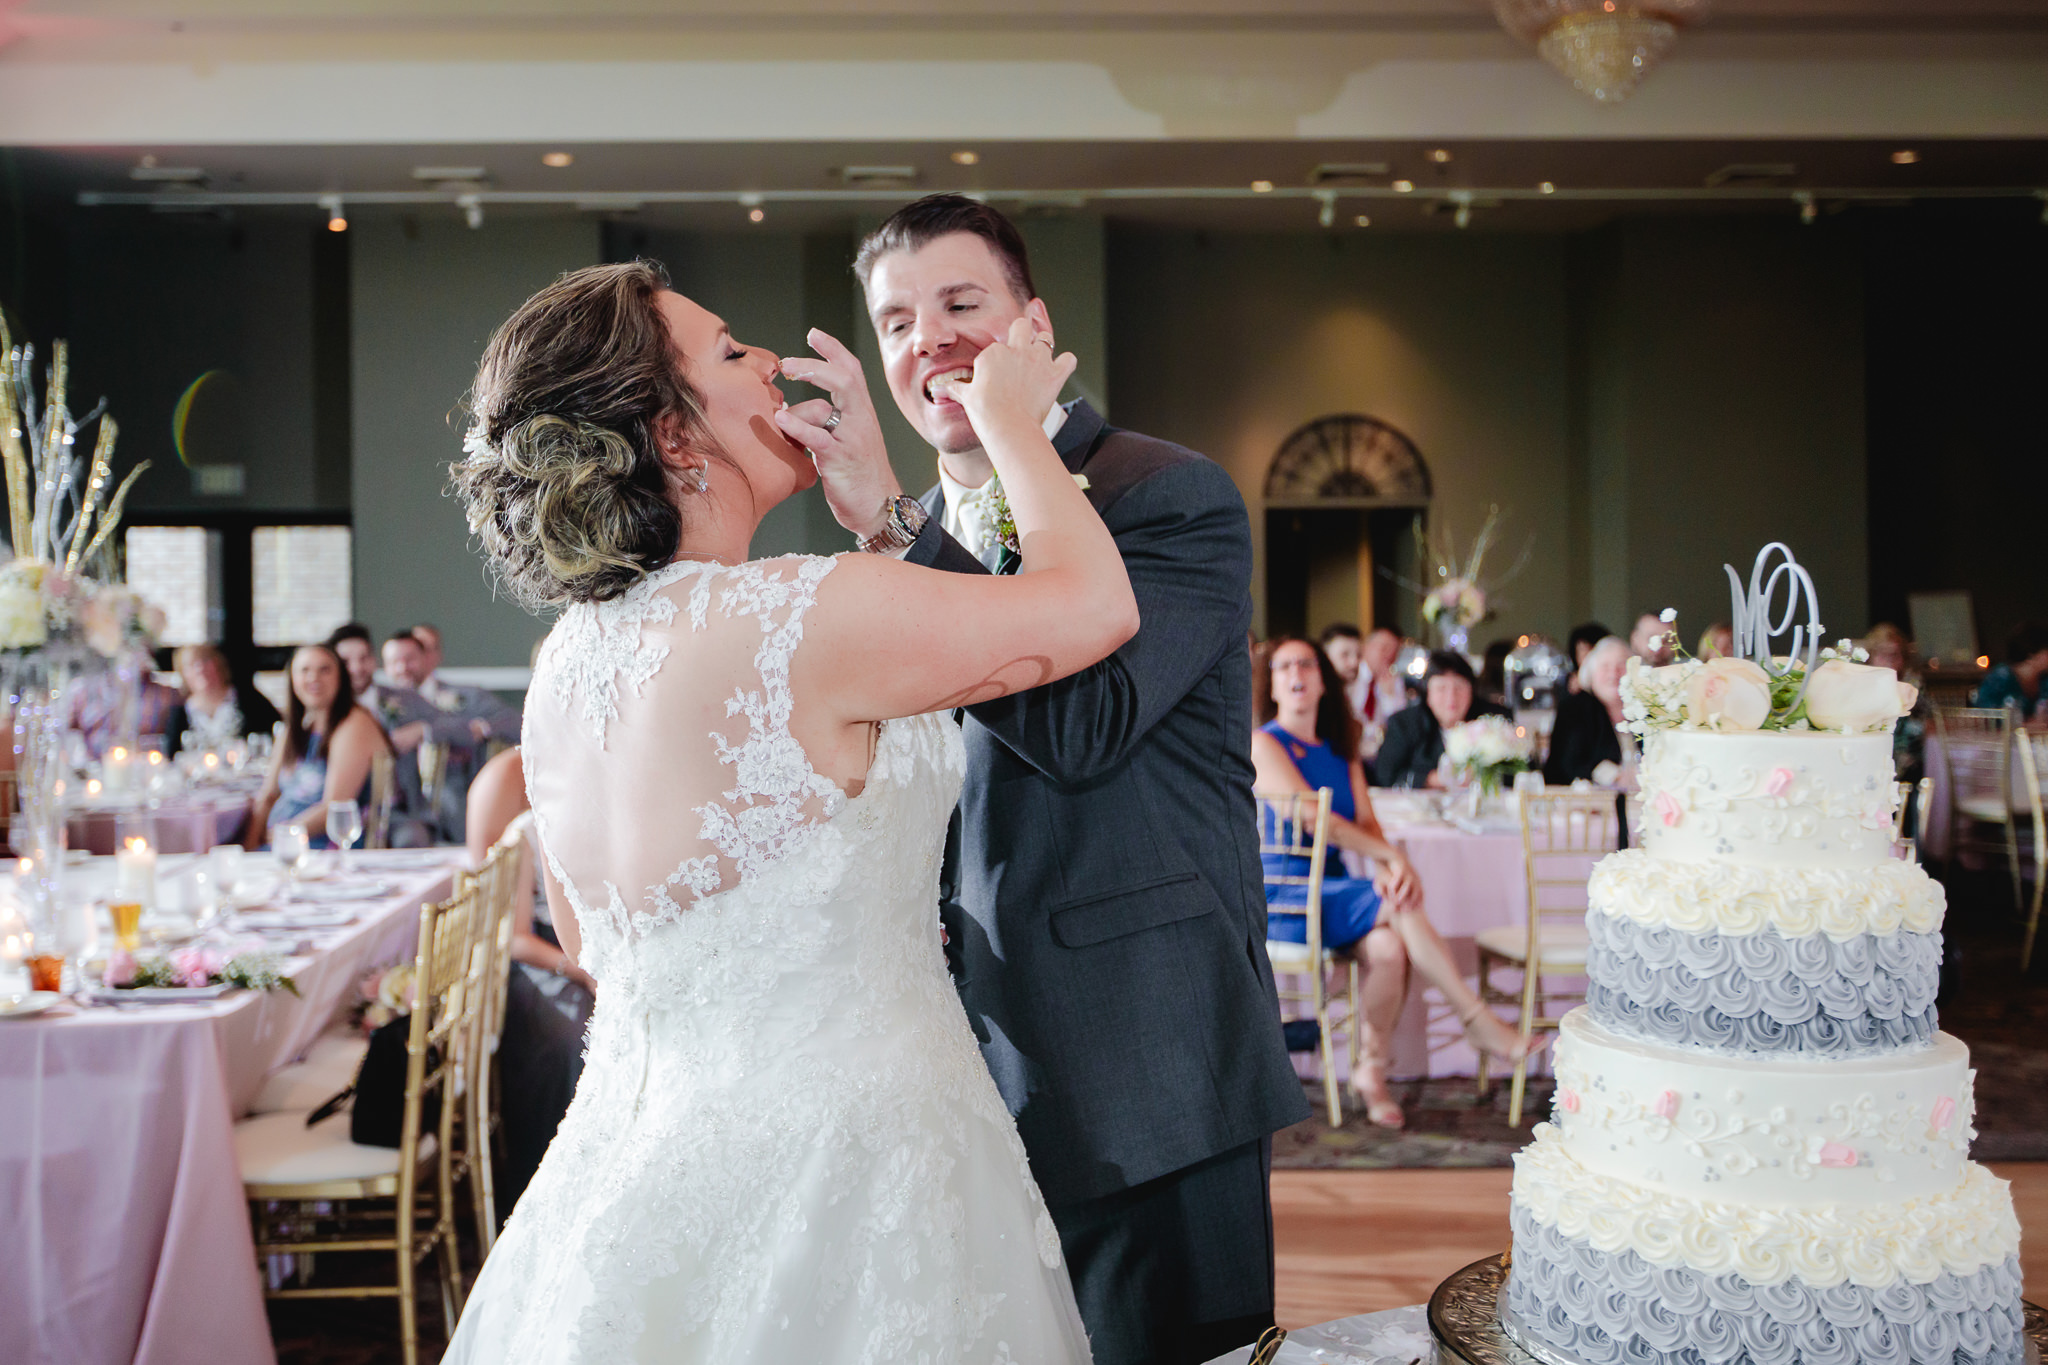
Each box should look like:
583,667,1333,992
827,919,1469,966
937,404,1069,561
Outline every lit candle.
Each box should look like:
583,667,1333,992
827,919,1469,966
103,746,133,799
115,835,157,906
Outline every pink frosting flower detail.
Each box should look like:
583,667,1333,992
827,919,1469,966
1652,792,1683,828
1763,767,1794,797
1653,1090,1680,1120
1932,1096,1957,1133
1560,1089,1580,1114
1818,1141,1858,1168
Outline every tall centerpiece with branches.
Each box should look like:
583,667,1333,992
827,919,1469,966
1,308,157,927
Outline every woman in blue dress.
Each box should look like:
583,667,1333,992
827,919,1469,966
248,643,390,849
1252,636,1537,1127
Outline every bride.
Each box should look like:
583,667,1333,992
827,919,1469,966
440,261,1131,1364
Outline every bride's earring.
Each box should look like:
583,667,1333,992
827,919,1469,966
690,466,708,494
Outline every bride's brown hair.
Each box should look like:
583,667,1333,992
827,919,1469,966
452,260,708,609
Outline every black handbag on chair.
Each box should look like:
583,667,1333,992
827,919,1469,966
305,1015,441,1148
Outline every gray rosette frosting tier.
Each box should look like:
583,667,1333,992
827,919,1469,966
1506,1204,2024,1365
1585,910,1941,1058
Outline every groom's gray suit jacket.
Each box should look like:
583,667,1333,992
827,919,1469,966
909,399,1310,1208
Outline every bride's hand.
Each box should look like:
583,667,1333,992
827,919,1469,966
777,328,902,541
944,317,1077,448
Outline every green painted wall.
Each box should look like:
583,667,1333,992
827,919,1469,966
349,215,601,666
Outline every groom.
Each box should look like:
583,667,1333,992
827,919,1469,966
793,195,1309,1365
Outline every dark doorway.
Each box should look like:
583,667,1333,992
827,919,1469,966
1265,507,1419,640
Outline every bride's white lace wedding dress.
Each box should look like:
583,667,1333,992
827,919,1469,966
443,555,1092,1365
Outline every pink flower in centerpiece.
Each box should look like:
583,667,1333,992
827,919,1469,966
171,946,224,988
1560,1089,1580,1114
1652,792,1684,828
1763,768,1794,797
1817,1141,1858,1168
1653,1090,1680,1120
1932,1096,1957,1133
103,948,136,988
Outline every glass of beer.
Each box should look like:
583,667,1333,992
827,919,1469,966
108,899,144,952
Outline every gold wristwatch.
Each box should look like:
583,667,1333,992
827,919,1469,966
856,494,928,554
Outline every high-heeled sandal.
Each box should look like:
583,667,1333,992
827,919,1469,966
1459,1001,1544,1067
1348,1053,1406,1130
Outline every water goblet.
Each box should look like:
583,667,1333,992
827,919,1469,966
328,800,363,875
273,822,310,902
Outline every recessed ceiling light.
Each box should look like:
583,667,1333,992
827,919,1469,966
1354,215,1371,228
1892,149,1920,165
1250,180,1274,193
1428,148,1453,164
1392,179,1415,193
412,166,489,183
542,151,574,168
951,150,979,166
321,196,347,232
748,207,766,223
1539,181,1557,194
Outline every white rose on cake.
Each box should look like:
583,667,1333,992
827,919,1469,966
1682,657,1773,731
1803,658,1914,732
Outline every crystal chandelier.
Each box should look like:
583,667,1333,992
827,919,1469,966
1494,0,1710,103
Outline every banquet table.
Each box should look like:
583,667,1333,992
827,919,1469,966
66,784,260,856
0,847,465,1365
1285,790,1605,1082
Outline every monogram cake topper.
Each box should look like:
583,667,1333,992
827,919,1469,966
1725,542,1822,712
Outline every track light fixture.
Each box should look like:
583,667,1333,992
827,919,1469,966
318,194,346,232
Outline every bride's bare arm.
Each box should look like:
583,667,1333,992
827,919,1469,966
797,319,1137,725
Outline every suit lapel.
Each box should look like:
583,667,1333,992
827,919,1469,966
924,400,1110,577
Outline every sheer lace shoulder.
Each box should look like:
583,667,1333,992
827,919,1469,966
525,553,849,945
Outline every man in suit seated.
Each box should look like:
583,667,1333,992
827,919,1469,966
408,622,522,746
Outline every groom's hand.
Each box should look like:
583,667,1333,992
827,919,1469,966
777,328,902,541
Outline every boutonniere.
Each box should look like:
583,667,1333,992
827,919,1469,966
986,473,1091,554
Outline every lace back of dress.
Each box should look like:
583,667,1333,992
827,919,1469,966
521,555,846,951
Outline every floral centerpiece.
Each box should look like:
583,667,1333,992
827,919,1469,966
2,309,157,925
1396,505,1531,654
104,944,299,994
1620,544,1917,739
1444,714,1535,798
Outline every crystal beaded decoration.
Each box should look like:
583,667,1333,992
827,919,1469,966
1492,0,1709,103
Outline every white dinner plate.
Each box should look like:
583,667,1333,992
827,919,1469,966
235,906,359,930
353,849,459,870
0,991,63,1019
292,879,394,903
86,984,235,1004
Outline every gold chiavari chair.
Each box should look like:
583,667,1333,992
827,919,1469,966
1934,705,2021,909
459,827,524,1255
1477,790,1619,1127
1256,787,1355,1128
0,767,16,853
234,882,480,1365
368,748,398,851
2013,736,2047,970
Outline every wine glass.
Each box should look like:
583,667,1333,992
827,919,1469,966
272,821,310,901
328,799,363,875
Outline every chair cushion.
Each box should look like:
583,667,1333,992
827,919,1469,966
247,1029,369,1116
235,1109,435,1186
1475,924,1591,967
1958,796,2016,824
1265,939,1333,973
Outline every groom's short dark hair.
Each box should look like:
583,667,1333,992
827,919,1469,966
855,194,1037,304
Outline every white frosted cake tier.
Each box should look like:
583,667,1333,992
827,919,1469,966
1547,1009,1974,1208
1588,847,1944,941
1636,729,1899,870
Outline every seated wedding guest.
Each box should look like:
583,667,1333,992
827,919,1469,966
1628,612,1675,666
1254,635,1538,1128
466,746,594,1214
1320,624,1364,698
66,665,182,759
1478,638,1514,710
327,624,440,847
1566,620,1611,672
1374,650,1507,789
164,643,280,751
1863,622,1910,677
1973,621,2048,719
409,621,522,745
1544,636,1629,786
1697,622,1735,661
248,643,390,848
382,630,471,842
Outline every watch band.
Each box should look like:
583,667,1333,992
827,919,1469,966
856,494,928,554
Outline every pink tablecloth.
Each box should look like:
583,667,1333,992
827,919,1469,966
67,791,255,857
0,851,463,1365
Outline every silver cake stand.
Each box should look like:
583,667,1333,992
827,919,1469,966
1427,1257,2048,1365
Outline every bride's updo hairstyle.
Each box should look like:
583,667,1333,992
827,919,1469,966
452,260,706,610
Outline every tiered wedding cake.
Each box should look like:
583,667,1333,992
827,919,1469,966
1502,548,2025,1365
